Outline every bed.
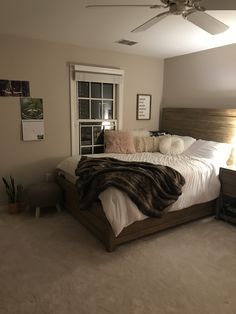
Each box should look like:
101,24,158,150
57,108,236,251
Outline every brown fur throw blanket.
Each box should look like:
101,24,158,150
75,156,185,217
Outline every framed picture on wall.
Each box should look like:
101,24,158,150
136,94,151,120
0,80,30,97
20,98,43,120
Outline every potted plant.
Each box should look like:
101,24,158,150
2,176,23,214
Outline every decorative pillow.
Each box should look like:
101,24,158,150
159,136,185,155
175,135,196,151
152,137,160,152
104,130,136,154
134,136,159,152
129,129,150,137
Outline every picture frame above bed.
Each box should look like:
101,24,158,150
136,94,151,120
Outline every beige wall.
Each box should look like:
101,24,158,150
163,43,236,108
0,34,163,205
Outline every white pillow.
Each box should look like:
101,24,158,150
175,135,196,151
159,136,185,155
129,129,150,137
184,139,232,164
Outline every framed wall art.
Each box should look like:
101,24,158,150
0,80,30,97
20,97,43,120
136,94,151,120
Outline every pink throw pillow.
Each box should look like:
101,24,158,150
104,130,136,154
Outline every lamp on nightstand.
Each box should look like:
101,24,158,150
232,135,236,166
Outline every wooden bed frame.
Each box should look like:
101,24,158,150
57,108,236,251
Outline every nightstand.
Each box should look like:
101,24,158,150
217,166,236,225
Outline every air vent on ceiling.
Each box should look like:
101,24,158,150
116,39,138,46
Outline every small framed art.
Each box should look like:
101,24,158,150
0,80,30,97
136,94,151,120
20,97,43,120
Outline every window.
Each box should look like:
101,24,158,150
78,81,116,154
79,121,116,155
70,65,124,155
78,82,115,120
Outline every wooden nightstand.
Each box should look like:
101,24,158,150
217,166,236,225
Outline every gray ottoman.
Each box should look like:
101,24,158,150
26,182,62,218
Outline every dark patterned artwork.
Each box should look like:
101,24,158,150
0,80,30,97
20,98,43,120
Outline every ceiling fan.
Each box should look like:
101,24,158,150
86,0,229,35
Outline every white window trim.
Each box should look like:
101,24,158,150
69,64,124,156
74,64,124,76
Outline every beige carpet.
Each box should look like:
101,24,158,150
0,210,236,314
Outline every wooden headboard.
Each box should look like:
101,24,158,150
161,108,236,144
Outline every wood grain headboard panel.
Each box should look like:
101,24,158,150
161,108,236,144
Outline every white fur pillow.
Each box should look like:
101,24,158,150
175,135,196,151
159,136,184,155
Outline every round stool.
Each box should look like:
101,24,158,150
26,182,62,218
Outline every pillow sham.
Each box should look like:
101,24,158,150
104,130,136,154
184,139,232,164
134,136,159,152
159,136,185,155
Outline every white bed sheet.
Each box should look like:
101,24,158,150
57,152,223,236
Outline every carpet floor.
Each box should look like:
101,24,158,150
0,210,236,314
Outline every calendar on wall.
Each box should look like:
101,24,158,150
20,97,45,141
22,120,45,141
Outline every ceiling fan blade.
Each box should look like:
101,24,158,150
201,0,236,10
132,11,171,33
86,4,164,9
185,11,229,35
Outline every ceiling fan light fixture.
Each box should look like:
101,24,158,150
86,3,165,9
184,11,229,35
86,1,230,35
132,11,171,32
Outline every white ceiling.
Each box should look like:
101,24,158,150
0,0,236,59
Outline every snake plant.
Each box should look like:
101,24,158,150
2,176,23,203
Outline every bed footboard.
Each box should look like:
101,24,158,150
57,175,216,251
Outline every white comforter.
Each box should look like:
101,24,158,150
57,152,222,236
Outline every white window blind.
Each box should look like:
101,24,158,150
75,72,123,85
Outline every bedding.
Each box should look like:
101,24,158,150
75,156,185,216
175,135,196,151
104,130,136,154
134,136,159,152
184,139,232,162
57,144,226,235
159,136,185,155
129,129,150,137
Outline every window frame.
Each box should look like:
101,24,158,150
70,64,124,156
